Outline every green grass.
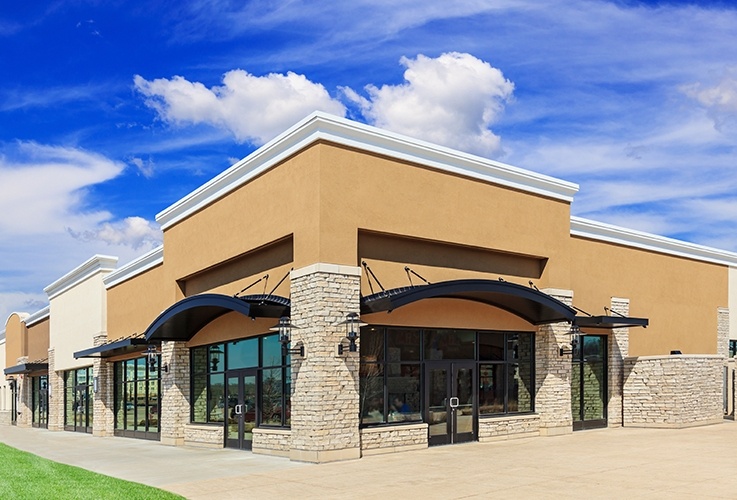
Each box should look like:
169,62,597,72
0,442,184,500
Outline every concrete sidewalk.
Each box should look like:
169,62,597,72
2,423,737,499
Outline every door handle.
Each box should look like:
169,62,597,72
235,404,243,415
449,397,459,409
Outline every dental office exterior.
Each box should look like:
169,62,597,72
3,113,737,462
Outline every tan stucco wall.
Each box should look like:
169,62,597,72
50,273,108,372
162,143,572,292
106,263,168,342
4,313,24,366
26,318,49,363
570,236,728,356
730,266,737,341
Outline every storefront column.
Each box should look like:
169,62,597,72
92,335,114,437
289,263,362,463
47,348,64,431
718,308,730,358
160,341,189,446
16,357,32,428
608,297,630,427
536,289,573,436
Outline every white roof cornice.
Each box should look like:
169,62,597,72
157,112,579,230
25,306,50,327
44,255,118,300
104,245,164,289
571,216,737,267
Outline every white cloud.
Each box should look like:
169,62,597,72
134,70,347,145
682,71,737,131
67,216,162,250
130,156,155,178
343,52,514,158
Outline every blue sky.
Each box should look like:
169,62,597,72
1,0,737,324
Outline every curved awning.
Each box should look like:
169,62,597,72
144,293,290,342
361,279,577,325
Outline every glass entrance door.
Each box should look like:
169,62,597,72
226,370,257,450
426,362,475,446
571,335,607,430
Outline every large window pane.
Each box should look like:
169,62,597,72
360,363,384,425
360,327,384,362
478,333,504,361
262,334,282,367
227,338,258,369
478,364,505,415
208,373,225,423
425,329,475,360
261,368,283,426
192,372,207,423
507,363,533,413
387,363,421,422
209,344,225,372
387,329,420,361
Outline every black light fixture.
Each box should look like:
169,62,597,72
559,324,581,356
270,316,304,357
337,312,367,355
147,345,168,373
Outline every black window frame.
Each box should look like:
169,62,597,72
113,355,161,440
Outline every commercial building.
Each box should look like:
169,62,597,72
3,113,737,462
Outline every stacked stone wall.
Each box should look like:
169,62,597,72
478,414,540,442
47,348,64,431
160,341,190,446
360,423,428,455
718,308,729,358
289,264,362,463
253,427,292,457
92,334,114,437
184,423,224,449
535,289,573,436
623,355,724,427
607,298,630,427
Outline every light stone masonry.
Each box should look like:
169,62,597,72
47,348,64,431
160,341,190,446
477,414,541,442
359,423,428,456
608,297,630,427
288,265,362,463
184,423,224,449
253,427,291,457
92,334,114,437
536,289,573,436
718,308,729,358
623,355,724,428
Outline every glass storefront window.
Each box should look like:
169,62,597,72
64,367,93,433
424,329,475,360
227,338,258,370
113,356,161,439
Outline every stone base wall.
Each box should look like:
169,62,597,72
160,341,190,446
478,414,541,442
253,427,292,457
47,349,64,431
624,355,724,428
184,423,223,449
92,335,114,437
360,423,428,456
0,410,11,426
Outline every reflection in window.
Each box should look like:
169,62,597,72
113,356,160,438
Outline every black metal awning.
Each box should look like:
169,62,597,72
574,315,649,329
361,279,577,325
4,362,48,376
74,337,151,359
144,293,290,342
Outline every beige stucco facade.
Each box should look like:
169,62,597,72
4,113,737,460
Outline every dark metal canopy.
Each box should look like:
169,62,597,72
4,362,48,376
74,337,151,359
144,293,290,342
574,315,649,329
361,279,577,325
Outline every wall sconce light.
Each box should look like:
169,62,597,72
147,345,168,373
271,316,304,357
337,312,367,355
559,324,581,356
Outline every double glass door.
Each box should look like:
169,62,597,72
226,370,257,450
426,362,475,446
571,335,607,430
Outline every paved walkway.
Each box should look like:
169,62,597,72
2,423,737,499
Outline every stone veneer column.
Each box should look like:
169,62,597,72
535,289,573,436
16,357,32,428
608,298,630,427
160,341,190,446
289,263,362,463
717,308,729,358
92,334,114,437
47,348,64,431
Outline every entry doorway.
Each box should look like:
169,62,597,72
225,369,257,450
426,362,476,446
571,335,607,430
